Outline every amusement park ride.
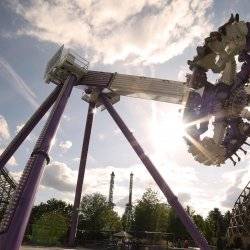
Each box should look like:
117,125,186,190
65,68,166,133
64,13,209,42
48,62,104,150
0,14,250,250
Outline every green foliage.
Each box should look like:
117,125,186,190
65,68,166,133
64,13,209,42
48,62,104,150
222,211,231,235
26,198,72,239
133,189,231,245
101,205,122,231
192,214,206,234
204,208,231,243
79,193,122,232
133,188,169,232
24,192,232,246
31,198,72,219
166,208,189,238
121,206,134,231
30,212,68,246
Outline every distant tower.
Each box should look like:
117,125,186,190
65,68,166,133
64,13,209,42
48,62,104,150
108,172,115,207
123,172,134,231
128,172,133,207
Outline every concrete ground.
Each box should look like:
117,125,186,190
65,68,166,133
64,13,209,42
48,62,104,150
21,247,94,250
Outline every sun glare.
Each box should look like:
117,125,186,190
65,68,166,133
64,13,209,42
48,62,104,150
150,103,185,155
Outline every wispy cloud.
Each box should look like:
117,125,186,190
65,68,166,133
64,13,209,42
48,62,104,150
0,115,10,141
10,0,213,65
0,56,38,108
0,115,17,166
59,140,73,151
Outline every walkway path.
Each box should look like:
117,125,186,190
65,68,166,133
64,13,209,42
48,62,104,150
21,246,94,250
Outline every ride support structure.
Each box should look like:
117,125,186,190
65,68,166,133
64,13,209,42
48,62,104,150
68,102,95,246
227,181,250,248
0,45,211,249
100,94,210,248
0,75,75,250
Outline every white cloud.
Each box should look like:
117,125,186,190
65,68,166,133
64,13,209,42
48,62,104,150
0,115,10,141
59,140,72,151
177,65,189,81
7,155,17,166
0,57,38,108
41,161,77,192
0,115,17,166
178,192,191,205
73,157,80,163
72,154,98,168
0,148,17,166
9,170,22,182
221,169,249,209
62,114,71,121
16,123,24,133
4,0,247,218
114,128,122,135
16,122,36,142
98,133,105,140
11,0,213,65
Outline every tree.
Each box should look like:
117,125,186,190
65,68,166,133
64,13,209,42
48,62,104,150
133,188,169,232
206,208,224,238
26,198,72,239
30,212,68,246
192,214,207,240
78,193,121,233
166,207,189,239
31,198,72,219
121,205,134,231
166,206,208,241
222,211,231,236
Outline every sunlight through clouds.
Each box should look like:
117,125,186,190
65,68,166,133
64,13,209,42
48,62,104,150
150,102,185,157
2,0,250,219
10,0,213,64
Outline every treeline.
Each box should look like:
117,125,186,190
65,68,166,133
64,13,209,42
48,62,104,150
23,188,231,247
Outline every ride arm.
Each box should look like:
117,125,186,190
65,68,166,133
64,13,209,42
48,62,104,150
77,70,189,105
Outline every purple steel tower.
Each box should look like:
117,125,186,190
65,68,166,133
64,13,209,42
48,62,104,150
68,102,95,246
0,75,76,250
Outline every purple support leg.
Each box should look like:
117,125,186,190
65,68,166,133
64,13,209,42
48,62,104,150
100,94,210,250
68,102,95,246
0,75,76,250
0,85,62,171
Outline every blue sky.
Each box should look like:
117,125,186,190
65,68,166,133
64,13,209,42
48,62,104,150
0,0,250,217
